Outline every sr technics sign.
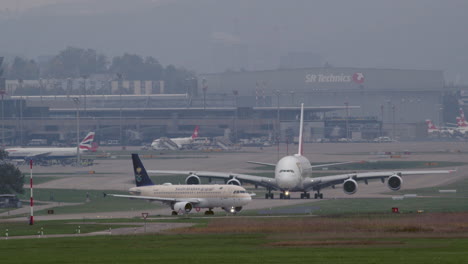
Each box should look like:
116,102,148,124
305,72,365,84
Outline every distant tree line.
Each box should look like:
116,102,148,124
0,150,24,194
3,46,195,94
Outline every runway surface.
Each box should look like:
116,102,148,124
6,141,468,221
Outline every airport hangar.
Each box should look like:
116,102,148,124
199,66,448,140
0,66,446,145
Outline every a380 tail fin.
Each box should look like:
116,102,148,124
79,132,95,151
132,154,154,187
191,126,200,139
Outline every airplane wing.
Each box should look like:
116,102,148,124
247,160,363,168
147,170,279,189
310,161,364,169
105,193,201,204
302,169,455,191
246,161,276,167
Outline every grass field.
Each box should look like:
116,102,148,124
1,235,466,264
0,221,136,237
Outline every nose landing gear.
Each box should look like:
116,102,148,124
279,191,290,199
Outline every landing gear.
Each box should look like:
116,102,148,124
204,209,214,215
314,192,323,199
300,192,311,199
171,211,178,215
279,191,290,199
265,189,274,199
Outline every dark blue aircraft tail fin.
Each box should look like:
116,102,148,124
132,154,154,187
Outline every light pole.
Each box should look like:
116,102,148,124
380,104,384,137
1,92,4,148
345,101,349,140
202,79,207,111
392,104,396,140
275,90,280,161
73,98,80,166
233,90,238,143
82,75,88,116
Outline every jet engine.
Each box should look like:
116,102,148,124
223,206,243,213
343,179,358,195
185,174,201,185
173,202,193,214
226,178,241,186
387,174,403,191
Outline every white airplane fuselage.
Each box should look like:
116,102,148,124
151,137,192,149
274,154,312,191
6,147,87,159
129,184,251,208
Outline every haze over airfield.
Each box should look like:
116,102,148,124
1,0,468,83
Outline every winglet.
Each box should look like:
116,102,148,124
297,103,304,156
132,154,155,187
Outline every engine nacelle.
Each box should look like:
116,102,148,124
226,178,241,186
223,206,243,213
185,174,201,185
343,179,358,195
387,174,403,191
173,202,193,214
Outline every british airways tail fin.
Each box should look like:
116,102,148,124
132,154,154,187
79,132,95,151
297,103,304,156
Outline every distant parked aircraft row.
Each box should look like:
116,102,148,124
426,108,468,137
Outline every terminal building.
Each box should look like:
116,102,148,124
0,66,454,146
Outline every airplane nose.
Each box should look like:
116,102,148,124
276,172,298,189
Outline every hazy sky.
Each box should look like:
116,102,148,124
1,0,467,83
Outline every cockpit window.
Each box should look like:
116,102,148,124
279,169,295,173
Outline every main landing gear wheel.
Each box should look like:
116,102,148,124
314,193,323,199
301,193,311,199
204,210,214,215
265,193,274,199
171,211,178,215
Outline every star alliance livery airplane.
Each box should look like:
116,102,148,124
106,154,252,215
148,104,455,200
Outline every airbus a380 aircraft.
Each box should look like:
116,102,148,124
151,126,199,150
149,104,455,200
6,132,96,160
106,154,252,215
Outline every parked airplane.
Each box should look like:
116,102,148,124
149,104,455,200
5,132,96,160
426,120,455,136
106,154,252,215
454,108,468,135
151,126,199,150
